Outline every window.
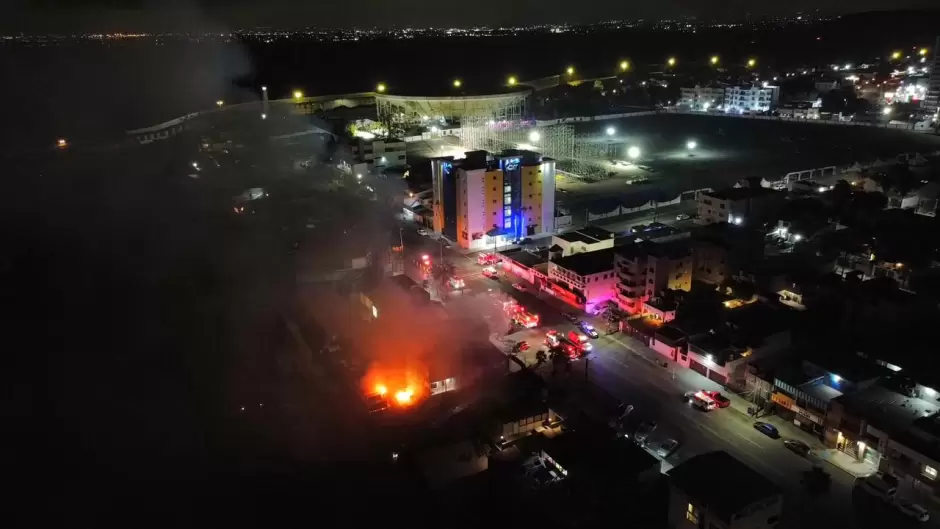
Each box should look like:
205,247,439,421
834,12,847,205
719,204,725,209
504,194,512,205
924,465,938,480
686,504,699,525
504,185,511,192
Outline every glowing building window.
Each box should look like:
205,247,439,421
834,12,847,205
924,465,937,480
504,219,512,229
686,504,699,524
504,194,512,205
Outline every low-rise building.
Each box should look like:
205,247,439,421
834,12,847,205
547,249,616,314
696,186,785,226
550,225,615,257
669,451,783,529
724,85,780,113
679,85,727,110
684,302,792,387
614,240,693,315
351,137,407,169
539,429,660,487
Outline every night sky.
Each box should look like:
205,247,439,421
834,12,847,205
4,0,939,32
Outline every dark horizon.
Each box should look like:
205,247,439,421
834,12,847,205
2,2,939,33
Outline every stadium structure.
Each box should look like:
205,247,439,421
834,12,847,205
374,92,527,130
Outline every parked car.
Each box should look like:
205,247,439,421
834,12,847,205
858,474,898,502
634,421,658,445
417,228,429,236
703,391,731,408
563,313,579,323
784,439,811,457
676,213,691,221
482,267,499,279
896,501,930,522
656,439,679,458
753,421,779,438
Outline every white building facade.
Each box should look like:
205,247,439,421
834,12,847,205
724,85,780,113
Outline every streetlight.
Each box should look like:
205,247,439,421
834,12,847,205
261,113,267,120
667,57,677,67
686,140,697,150
216,100,224,107
747,58,757,68
261,85,267,92
528,130,541,143
430,126,439,133
883,106,893,116
619,60,629,71
627,146,641,160
566,66,575,76
605,126,616,136
844,63,852,70
356,173,363,180
891,51,902,60
376,83,386,93
293,90,304,100
710,55,719,66
919,48,929,56
507,76,517,86
453,79,462,88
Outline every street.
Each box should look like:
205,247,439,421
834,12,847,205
396,218,938,529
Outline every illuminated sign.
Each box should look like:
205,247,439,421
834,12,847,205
441,162,453,173
502,157,521,172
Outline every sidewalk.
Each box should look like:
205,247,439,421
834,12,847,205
812,448,876,478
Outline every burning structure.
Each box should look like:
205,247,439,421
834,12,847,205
352,275,505,414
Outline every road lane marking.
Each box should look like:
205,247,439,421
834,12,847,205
734,431,762,448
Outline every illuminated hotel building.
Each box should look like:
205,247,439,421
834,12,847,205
431,150,556,250
926,36,940,118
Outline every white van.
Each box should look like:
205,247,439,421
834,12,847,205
858,475,897,501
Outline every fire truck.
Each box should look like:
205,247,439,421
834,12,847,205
503,301,540,329
545,330,589,359
690,391,718,411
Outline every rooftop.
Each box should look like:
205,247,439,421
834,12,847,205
704,186,779,202
499,248,549,269
550,248,615,277
540,430,659,481
669,451,781,520
834,384,938,436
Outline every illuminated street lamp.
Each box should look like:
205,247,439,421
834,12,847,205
453,79,462,88
891,51,902,60
686,140,697,151
293,90,304,100
376,83,386,93
919,48,929,56
747,58,757,68
261,85,267,92
605,126,616,136
883,106,893,116
710,55,719,66
507,76,518,86
667,57,677,67
619,60,630,71
566,66,575,76
627,145,641,160
261,113,267,120
528,130,541,143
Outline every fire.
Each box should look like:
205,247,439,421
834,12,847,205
394,388,415,405
362,362,428,409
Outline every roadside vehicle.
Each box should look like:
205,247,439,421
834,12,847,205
753,421,780,438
